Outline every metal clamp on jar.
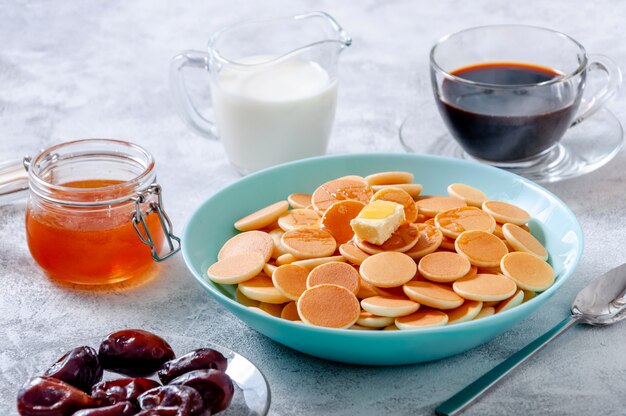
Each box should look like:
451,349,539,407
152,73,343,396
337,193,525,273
0,139,180,285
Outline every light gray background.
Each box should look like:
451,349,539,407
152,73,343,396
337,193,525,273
1,1,625,414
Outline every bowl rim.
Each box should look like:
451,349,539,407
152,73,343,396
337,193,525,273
182,152,584,337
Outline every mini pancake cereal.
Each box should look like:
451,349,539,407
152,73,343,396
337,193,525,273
435,206,496,238
365,171,414,186
312,178,373,213
306,262,360,295
453,273,517,302
447,183,487,208
321,200,365,244
297,284,361,328
272,264,309,301
206,172,556,330
415,196,467,217
396,310,449,330
418,251,471,283
455,230,509,268
360,252,417,288
281,228,337,259
339,243,370,265
218,230,274,262
500,252,555,291
482,200,531,225
277,209,321,231
235,200,289,231
288,193,312,209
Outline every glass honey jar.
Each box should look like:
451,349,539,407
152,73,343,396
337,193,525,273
0,139,180,284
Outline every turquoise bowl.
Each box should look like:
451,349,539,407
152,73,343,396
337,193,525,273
182,153,583,365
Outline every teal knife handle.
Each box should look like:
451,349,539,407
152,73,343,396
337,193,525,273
435,315,580,416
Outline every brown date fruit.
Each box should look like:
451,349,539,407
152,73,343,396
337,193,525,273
158,349,227,384
92,378,161,405
72,401,137,416
169,370,233,414
17,376,99,416
99,330,175,376
137,385,204,415
44,346,103,392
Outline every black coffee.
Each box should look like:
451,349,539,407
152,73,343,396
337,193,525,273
436,63,582,162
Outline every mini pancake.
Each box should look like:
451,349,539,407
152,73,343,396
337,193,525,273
374,285,407,298
446,300,483,324
275,253,297,266
277,209,321,231
455,230,509,267
372,184,423,199
291,255,346,269
447,183,487,208
287,193,312,209
339,243,370,265
415,213,429,223
502,223,548,260
259,302,284,317
281,228,337,259
405,223,443,259
435,206,496,238
418,251,471,283
272,264,310,301
235,200,289,231
297,284,361,328
307,262,360,294
483,301,500,307
239,274,291,304
523,290,536,302
248,307,270,315
357,311,395,328
263,263,277,277
356,277,380,299
438,235,456,252
424,218,435,226
355,223,420,254
371,187,418,223
453,273,517,302
415,196,467,217
361,295,420,317
311,178,373,213
236,288,260,308
349,324,378,331
218,230,274,262
482,200,531,225
268,228,289,259
478,265,502,275
360,252,417,288
474,306,495,320
384,324,399,330
493,223,505,239
320,200,365,244
500,252,555,291
280,301,301,321
496,289,524,314
396,310,449,330
402,281,465,309
207,253,265,284
365,171,414,186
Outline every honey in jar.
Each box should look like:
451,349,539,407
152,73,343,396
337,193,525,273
22,139,179,285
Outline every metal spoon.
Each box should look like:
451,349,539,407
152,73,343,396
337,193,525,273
436,262,626,416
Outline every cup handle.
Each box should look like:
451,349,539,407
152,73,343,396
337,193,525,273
0,158,30,204
169,50,218,139
571,54,622,126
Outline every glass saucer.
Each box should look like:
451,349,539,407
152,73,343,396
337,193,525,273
399,107,623,183
1,334,270,415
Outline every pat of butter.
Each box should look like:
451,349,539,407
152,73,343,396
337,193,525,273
350,200,405,245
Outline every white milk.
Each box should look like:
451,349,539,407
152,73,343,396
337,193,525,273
211,56,338,173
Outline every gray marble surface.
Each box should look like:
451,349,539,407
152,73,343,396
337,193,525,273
2,0,626,414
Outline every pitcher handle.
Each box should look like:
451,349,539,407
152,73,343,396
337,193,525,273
169,50,218,139
571,54,622,126
0,158,30,204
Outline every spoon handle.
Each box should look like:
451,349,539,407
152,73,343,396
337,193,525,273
435,315,580,416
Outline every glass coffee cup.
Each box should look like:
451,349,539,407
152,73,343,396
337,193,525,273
430,25,621,168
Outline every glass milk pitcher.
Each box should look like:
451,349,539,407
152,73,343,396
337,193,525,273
170,12,351,174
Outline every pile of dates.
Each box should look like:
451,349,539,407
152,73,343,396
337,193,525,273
17,329,234,416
